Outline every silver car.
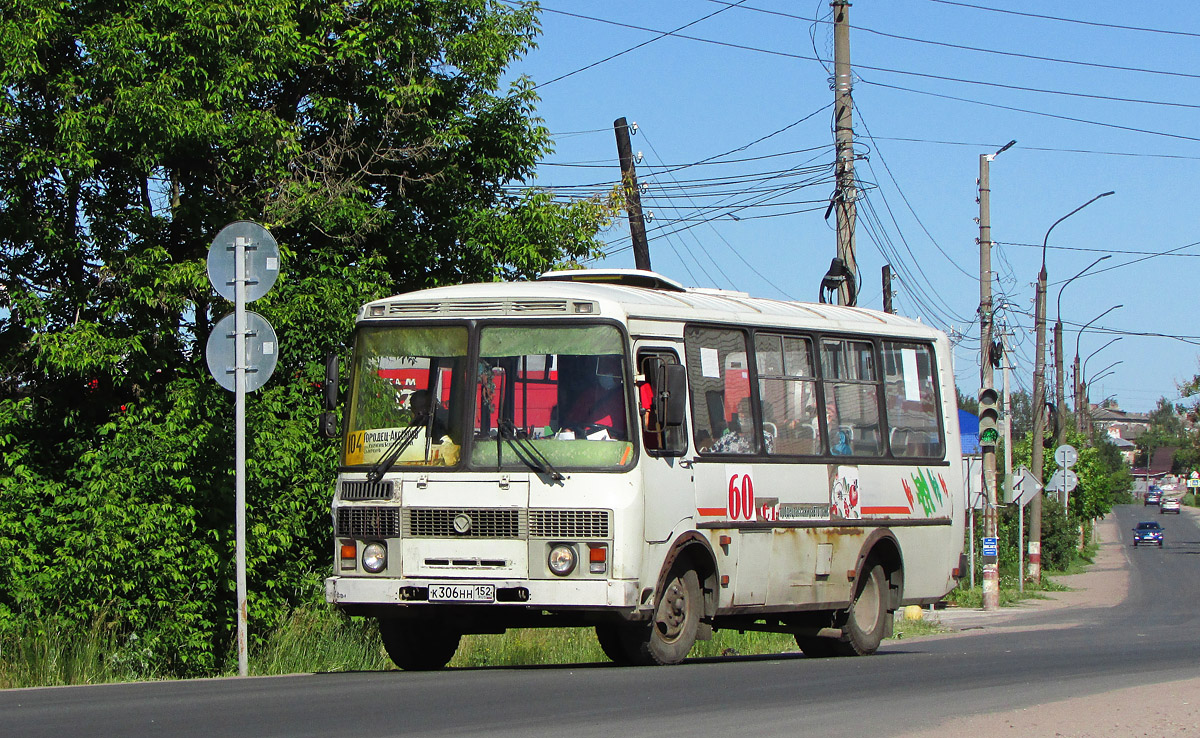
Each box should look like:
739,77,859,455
1160,497,1182,514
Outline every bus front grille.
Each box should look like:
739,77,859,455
405,508,526,538
529,510,611,538
339,480,395,501
336,507,401,538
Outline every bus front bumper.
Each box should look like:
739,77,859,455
325,575,640,609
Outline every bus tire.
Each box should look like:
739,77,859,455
624,564,701,665
378,619,461,671
794,634,841,658
595,625,636,665
838,564,888,656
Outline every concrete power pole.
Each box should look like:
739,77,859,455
1055,320,1066,445
614,117,651,272
832,0,856,306
1029,274,1047,583
977,141,1012,610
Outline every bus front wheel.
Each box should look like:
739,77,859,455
378,619,461,670
623,564,701,665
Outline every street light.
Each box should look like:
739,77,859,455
1040,191,1116,274
1030,189,1114,585
1056,256,1111,319
1071,305,1122,434
1053,255,1112,445
1082,337,1123,378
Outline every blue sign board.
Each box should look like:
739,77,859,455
982,536,998,556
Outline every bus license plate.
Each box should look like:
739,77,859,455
428,584,496,603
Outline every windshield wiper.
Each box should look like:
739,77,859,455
499,421,564,482
367,425,423,483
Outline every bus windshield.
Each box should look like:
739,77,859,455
343,325,468,468
473,324,633,470
342,322,634,471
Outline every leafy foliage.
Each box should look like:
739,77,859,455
0,0,611,675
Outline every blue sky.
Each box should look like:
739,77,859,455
505,0,1200,414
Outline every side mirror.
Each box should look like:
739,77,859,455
323,353,339,411
661,364,687,428
319,353,339,439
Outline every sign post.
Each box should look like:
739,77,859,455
206,222,280,678
1052,444,1079,512
1010,465,1042,592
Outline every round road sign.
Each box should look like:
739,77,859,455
207,221,280,303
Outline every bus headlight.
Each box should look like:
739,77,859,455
547,544,577,576
362,542,387,573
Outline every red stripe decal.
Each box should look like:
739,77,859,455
861,506,912,515
697,507,727,516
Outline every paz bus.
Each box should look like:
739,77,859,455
321,269,966,669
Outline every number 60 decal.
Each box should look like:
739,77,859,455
727,469,755,522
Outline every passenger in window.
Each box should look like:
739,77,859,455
831,428,853,455
562,355,628,440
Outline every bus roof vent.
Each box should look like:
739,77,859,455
537,268,687,292
380,299,569,317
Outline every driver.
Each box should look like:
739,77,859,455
562,355,628,440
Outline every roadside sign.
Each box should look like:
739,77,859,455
1054,444,1078,468
1188,478,1200,489
1046,468,1079,494
206,221,280,303
982,536,998,557
1010,465,1042,507
205,311,279,393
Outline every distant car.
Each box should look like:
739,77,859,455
1133,521,1164,547
1161,497,1182,514
1145,489,1162,505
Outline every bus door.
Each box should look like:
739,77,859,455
635,347,690,544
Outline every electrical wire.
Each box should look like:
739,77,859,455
925,0,1200,39
528,0,750,90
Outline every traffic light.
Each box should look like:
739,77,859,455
978,387,1000,447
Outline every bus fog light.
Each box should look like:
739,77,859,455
362,542,387,573
548,544,577,576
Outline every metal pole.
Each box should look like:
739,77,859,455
234,236,249,678
1003,331,1020,591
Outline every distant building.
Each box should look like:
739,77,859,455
1090,403,1151,447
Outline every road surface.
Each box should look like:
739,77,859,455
2,504,1197,737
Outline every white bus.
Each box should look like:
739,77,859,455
322,269,966,669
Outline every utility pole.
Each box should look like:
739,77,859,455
1080,357,1089,432
832,0,856,306
1029,275,1047,583
1054,320,1065,444
1030,191,1113,583
614,117,651,272
977,140,1013,610
882,265,893,314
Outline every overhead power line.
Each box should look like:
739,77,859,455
925,0,1200,39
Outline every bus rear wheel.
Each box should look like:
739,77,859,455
623,564,701,665
378,619,461,670
838,564,889,656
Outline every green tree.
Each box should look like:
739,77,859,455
0,0,611,674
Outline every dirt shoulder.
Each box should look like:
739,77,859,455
895,510,1200,738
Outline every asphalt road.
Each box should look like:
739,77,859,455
3,503,1196,738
